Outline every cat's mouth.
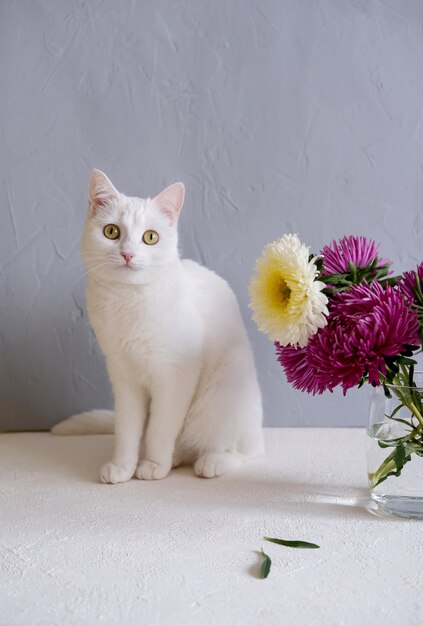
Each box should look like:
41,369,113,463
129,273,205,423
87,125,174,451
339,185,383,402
121,263,140,271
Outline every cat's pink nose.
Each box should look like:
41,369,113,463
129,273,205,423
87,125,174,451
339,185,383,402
121,252,135,264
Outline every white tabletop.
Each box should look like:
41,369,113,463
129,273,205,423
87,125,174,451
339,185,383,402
0,429,421,626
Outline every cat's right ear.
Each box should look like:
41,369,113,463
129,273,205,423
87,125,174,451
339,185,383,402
88,169,119,215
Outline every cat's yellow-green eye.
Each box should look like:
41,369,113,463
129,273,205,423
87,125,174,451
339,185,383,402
143,230,159,245
103,224,120,240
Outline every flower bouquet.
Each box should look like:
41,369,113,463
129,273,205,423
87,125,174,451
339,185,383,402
249,235,423,516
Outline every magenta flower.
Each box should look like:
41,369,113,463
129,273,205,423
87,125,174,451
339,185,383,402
399,262,423,303
277,282,420,395
321,235,390,275
276,343,326,395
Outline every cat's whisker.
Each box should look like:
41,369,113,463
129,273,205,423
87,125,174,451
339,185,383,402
63,256,101,268
63,251,98,260
67,261,111,289
63,261,103,276
63,253,106,269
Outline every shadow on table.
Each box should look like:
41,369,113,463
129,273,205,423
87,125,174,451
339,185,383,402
237,480,372,521
172,467,395,522
7,435,407,521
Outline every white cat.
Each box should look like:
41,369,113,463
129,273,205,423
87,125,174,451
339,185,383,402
52,170,264,483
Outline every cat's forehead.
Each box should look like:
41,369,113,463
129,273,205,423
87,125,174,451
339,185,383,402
117,195,147,216
105,195,159,226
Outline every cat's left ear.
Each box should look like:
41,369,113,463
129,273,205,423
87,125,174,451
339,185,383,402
152,182,185,225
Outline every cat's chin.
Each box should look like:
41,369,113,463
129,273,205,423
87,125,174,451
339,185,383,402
92,264,151,287
115,266,150,285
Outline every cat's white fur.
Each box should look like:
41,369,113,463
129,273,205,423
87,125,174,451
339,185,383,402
52,170,263,482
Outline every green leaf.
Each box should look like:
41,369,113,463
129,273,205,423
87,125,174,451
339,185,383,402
371,469,398,487
408,364,415,388
382,382,392,398
348,262,358,282
379,435,411,447
394,442,406,475
384,402,405,421
389,416,414,429
380,275,401,287
403,344,421,352
357,376,366,389
260,548,271,579
396,356,417,366
263,537,320,549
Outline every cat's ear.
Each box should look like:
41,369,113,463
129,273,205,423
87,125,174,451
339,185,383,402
88,169,119,215
152,182,185,225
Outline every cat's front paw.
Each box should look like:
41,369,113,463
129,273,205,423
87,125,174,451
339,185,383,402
135,460,170,480
100,462,134,484
194,452,242,478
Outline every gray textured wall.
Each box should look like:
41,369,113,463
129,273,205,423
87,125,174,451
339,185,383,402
1,0,422,430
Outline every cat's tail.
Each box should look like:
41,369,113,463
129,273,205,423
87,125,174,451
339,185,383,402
51,410,114,435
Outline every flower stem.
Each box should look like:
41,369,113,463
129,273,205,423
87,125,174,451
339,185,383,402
409,401,423,428
369,370,423,490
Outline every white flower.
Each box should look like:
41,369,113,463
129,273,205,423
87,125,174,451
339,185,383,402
249,234,329,347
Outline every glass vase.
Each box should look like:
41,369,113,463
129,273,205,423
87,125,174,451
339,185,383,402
367,372,423,518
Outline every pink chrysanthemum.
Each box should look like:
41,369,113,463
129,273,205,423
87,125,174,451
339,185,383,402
275,343,325,395
321,235,390,275
399,262,423,303
276,282,420,395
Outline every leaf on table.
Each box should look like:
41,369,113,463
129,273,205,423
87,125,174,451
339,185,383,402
260,548,272,579
263,537,320,549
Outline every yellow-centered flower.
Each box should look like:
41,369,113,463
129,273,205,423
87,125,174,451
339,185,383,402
249,234,328,347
